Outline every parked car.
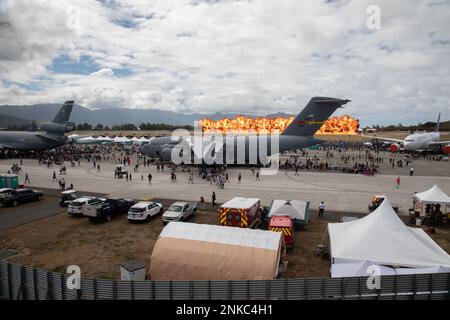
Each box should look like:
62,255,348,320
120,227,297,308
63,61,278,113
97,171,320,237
0,188,43,207
128,201,163,222
0,188,15,205
67,196,98,216
83,197,136,222
161,201,197,225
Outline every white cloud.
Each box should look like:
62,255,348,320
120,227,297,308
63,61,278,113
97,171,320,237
0,0,449,126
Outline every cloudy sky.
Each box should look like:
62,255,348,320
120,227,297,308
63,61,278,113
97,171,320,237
0,0,449,126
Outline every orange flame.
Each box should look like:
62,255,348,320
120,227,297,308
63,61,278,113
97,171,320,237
200,114,359,134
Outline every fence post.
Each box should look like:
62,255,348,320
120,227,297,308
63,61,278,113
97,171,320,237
412,274,417,300
169,280,172,300
189,280,193,300
285,279,288,300
152,280,155,300
130,280,135,300
429,274,433,300
7,263,13,300
112,280,117,300
33,268,39,300
394,274,398,300
208,280,211,300
60,273,65,300
266,280,270,300
342,277,346,300
228,281,232,300
93,278,97,300
305,278,308,300
16,266,27,300
46,271,53,300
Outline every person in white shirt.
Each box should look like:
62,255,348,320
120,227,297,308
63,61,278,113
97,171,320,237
318,201,325,218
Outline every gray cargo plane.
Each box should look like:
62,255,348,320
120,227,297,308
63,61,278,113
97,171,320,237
141,97,350,164
0,101,75,151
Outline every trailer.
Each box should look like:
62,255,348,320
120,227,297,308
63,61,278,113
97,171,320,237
268,216,295,250
219,197,263,228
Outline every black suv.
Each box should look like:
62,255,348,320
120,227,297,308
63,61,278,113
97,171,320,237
0,188,43,207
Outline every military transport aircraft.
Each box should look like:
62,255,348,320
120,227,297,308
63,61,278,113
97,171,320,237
0,101,75,151
141,96,351,165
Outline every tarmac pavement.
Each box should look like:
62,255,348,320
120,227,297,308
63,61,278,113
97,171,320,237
1,159,449,215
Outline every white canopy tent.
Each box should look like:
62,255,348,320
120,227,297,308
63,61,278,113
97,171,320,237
328,198,450,270
113,136,131,143
138,136,151,143
331,260,396,278
75,136,97,144
331,261,450,278
413,185,450,217
267,200,310,225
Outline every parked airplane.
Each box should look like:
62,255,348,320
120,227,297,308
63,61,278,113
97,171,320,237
363,114,450,154
0,101,75,151
141,96,351,164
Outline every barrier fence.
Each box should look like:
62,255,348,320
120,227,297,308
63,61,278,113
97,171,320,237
1,261,449,300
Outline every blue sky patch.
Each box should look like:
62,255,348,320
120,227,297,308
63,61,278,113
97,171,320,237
49,55,100,75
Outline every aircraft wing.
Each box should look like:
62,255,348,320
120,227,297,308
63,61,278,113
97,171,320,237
429,141,450,145
361,134,404,143
36,134,61,143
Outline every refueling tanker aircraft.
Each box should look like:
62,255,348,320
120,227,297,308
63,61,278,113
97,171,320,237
0,100,75,151
363,113,450,154
142,96,351,164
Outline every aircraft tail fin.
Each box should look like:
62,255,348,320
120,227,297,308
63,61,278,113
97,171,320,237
435,113,441,132
282,97,350,136
52,100,74,123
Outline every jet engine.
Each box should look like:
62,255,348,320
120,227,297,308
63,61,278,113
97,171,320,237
40,122,75,133
444,144,450,155
389,143,400,152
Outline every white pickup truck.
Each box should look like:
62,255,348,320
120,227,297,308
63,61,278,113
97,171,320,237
161,201,198,225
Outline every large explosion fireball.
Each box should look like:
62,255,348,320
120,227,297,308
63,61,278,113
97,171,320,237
200,114,359,134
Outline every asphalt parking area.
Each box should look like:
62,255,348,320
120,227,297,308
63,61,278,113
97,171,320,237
0,187,105,231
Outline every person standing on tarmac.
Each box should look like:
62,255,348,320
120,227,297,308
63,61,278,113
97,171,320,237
212,191,216,207
318,201,325,218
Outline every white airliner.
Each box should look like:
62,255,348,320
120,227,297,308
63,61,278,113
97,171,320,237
363,114,450,154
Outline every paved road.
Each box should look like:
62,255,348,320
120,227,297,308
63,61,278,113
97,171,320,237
1,159,449,215
0,188,104,231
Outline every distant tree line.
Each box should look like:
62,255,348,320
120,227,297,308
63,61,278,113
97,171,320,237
367,120,449,132
75,122,193,131
1,122,194,131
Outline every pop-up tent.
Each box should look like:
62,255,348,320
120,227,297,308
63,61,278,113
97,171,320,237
113,136,131,143
149,222,283,280
331,260,450,278
328,198,450,269
267,200,310,226
413,185,450,217
76,136,97,144
331,260,396,278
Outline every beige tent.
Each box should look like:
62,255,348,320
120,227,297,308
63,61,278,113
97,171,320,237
149,222,283,280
